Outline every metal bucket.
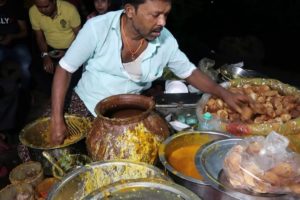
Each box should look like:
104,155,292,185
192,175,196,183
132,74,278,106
158,131,234,199
47,160,171,200
19,115,92,175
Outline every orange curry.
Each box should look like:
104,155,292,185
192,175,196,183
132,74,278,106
168,144,203,180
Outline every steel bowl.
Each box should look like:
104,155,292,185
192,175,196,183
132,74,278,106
195,138,295,200
47,160,171,200
0,182,34,200
158,131,234,199
9,161,44,187
84,178,201,200
220,65,267,81
19,115,92,175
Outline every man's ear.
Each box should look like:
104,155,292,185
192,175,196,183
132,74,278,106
123,4,136,19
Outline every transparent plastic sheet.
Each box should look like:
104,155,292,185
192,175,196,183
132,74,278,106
223,132,300,196
196,78,300,138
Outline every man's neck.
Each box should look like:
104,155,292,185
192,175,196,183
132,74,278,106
49,1,58,19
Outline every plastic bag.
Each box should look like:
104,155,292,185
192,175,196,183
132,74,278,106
223,131,300,195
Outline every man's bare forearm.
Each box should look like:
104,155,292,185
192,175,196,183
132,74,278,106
51,65,72,121
185,69,227,98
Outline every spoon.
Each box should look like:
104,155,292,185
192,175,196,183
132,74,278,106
42,151,65,177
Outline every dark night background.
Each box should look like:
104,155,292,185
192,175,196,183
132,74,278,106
165,0,300,87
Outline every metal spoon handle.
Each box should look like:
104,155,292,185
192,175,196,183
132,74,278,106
42,151,65,176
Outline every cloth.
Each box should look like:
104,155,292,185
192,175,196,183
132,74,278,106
43,91,93,118
29,0,81,49
59,10,196,116
0,0,25,37
123,50,145,81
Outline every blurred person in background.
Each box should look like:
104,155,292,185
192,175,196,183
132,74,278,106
87,0,111,19
29,0,81,74
0,0,31,89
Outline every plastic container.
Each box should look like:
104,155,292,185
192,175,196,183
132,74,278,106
198,112,220,131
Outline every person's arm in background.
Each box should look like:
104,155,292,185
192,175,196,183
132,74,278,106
186,69,249,113
33,30,55,73
0,20,27,45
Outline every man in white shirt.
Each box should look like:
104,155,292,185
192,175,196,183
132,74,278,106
50,0,249,144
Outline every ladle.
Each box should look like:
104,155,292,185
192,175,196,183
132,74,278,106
42,151,65,177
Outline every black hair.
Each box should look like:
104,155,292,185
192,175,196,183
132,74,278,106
122,0,171,9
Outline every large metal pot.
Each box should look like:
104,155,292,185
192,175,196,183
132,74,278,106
19,115,92,175
158,131,234,199
47,160,171,200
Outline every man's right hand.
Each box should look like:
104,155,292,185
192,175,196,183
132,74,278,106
50,118,67,145
43,56,55,74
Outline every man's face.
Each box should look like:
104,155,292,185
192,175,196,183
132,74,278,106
94,0,110,15
128,0,171,41
34,0,56,17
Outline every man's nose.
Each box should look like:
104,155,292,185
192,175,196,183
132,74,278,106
157,15,166,27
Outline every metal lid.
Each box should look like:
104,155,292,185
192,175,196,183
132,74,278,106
195,138,292,200
83,178,201,200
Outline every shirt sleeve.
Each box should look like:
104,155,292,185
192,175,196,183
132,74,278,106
29,7,40,30
167,37,196,79
59,21,97,73
68,5,81,28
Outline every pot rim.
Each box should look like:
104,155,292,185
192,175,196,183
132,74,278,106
158,131,232,186
94,94,155,123
9,161,43,184
19,115,90,150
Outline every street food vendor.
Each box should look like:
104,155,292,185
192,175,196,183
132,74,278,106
50,0,249,144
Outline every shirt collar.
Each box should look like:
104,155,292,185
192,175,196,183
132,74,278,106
111,10,161,48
